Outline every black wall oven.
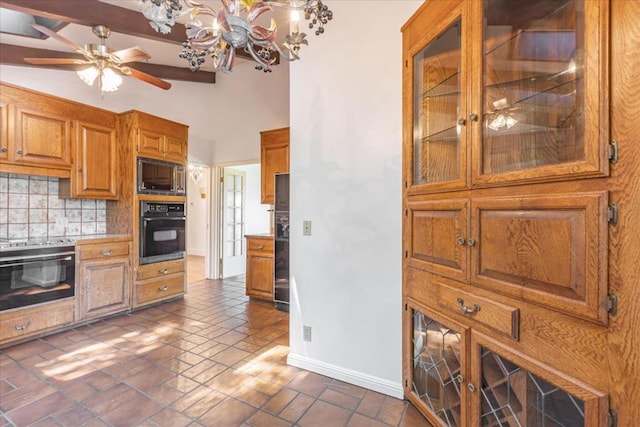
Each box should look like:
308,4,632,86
140,201,186,265
0,243,75,311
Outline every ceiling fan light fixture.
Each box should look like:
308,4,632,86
100,67,123,92
77,65,100,86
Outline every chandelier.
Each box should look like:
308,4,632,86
138,0,333,73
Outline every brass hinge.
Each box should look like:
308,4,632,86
607,203,618,226
404,303,408,311
405,209,408,217
405,379,408,387
608,409,617,427
606,293,618,316
608,140,618,164
405,250,408,258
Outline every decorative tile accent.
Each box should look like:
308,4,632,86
0,173,107,240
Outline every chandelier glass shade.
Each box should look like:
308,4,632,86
138,0,333,73
76,64,123,92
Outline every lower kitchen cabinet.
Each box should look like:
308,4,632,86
0,299,75,347
134,258,185,308
245,235,274,300
76,239,131,321
405,301,608,426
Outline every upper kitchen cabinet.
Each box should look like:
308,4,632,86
404,0,609,195
260,127,289,204
122,110,188,164
59,120,118,200
0,100,7,162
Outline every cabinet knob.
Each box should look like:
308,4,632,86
101,249,113,257
467,238,475,247
456,374,464,384
13,320,31,331
257,245,265,249
457,117,466,126
159,269,169,275
158,285,169,291
0,147,7,153
456,237,466,246
468,383,476,392
16,149,23,155
468,113,479,122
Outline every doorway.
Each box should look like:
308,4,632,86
186,164,210,283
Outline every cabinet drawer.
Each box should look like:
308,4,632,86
79,241,130,261
136,274,184,305
0,299,74,346
137,259,185,281
247,237,273,254
437,283,519,340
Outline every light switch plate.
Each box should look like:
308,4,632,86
303,220,312,236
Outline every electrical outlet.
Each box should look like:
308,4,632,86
303,325,312,342
303,220,312,236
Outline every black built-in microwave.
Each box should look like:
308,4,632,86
137,157,186,196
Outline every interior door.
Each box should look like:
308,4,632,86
221,168,246,278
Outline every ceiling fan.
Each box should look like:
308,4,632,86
24,24,171,91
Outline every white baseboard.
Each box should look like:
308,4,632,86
287,352,404,399
187,248,205,256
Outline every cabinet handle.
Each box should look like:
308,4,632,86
468,383,476,392
0,147,7,153
16,149,23,155
13,320,31,331
456,237,466,246
468,113,478,122
457,297,480,315
467,238,476,247
257,245,265,249
158,285,169,291
159,269,169,275
101,249,113,257
457,117,466,126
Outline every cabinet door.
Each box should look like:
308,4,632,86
246,252,274,300
470,0,609,186
164,135,187,163
404,1,468,195
13,106,71,168
406,199,468,282
137,128,165,160
73,121,117,199
78,258,131,321
470,191,609,324
405,301,469,426
470,332,608,427
260,128,289,204
0,101,8,161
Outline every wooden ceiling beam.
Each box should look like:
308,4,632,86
0,43,215,84
0,0,278,63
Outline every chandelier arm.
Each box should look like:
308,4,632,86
245,42,277,68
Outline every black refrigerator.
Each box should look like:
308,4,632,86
274,173,290,311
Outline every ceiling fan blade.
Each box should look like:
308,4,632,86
121,66,172,90
31,24,86,54
24,57,92,65
111,46,151,64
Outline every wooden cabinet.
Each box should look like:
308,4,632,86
260,127,289,204
134,258,185,307
0,100,8,161
402,1,617,425
245,235,274,300
122,110,188,164
0,299,74,347
76,239,131,321
59,121,118,199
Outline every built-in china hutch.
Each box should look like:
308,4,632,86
402,0,639,425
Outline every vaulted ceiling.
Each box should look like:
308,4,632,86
0,0,282,85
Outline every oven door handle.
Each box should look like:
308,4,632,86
0,252,75,266
143,217,186,221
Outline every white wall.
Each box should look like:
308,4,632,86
288,1,422,397
186,166,210,256
0,59,289,165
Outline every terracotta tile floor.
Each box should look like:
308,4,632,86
0,274,430,426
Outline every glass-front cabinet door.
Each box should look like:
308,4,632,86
470,0,609,186
406,1,467,194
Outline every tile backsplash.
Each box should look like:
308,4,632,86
0,173,106,240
